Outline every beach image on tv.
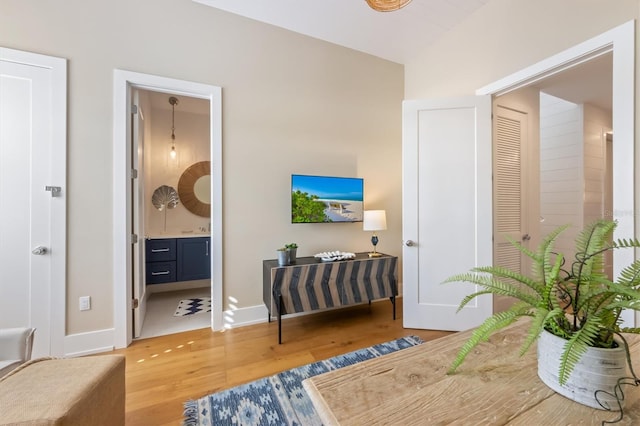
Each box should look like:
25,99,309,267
291,175,364,223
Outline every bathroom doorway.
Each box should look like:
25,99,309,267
113,70,223,349
135,89,213,339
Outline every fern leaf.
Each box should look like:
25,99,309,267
558,317,601,384
443,271,541,308
472,265,542,293
616,259,640,289
611,237,640,249
455,290,494,312
519,307,564,356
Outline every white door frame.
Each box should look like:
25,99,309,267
113,70,223,348
0,47,67,356
477,20,635,324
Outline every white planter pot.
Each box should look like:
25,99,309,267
537,329,628,410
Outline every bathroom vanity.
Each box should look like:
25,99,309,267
145,235,211,284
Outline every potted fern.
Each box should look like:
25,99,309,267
444,219,640,413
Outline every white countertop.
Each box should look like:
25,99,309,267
146,233,210,239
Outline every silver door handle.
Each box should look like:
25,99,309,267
32,246,48,255
404,240,415,247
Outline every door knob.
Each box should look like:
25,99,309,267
522,234,531,241
404,240,415,247
32,246,48,255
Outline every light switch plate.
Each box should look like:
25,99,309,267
79,296,91,311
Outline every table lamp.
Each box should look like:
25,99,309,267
363,210,387,257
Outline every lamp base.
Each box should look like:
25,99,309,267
368,252,383,258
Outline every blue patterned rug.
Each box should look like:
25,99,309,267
183,335,424,425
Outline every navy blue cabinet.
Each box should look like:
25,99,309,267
146,237,210,284
145,239,177,284
177,237,211,281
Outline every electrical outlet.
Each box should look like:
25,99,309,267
79,296,91,311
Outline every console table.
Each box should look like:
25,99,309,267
302,320,640,425
263,252,398,343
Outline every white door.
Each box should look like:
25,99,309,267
402,96,492,331
132,90,147,338
0,48,66,357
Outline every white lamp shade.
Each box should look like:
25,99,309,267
363,210,387,231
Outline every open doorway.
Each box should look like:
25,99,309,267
134,89,213,339
493,52,613,252
113,70,223,349
491,49,621,315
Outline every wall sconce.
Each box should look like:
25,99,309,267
363,210,387,257
169,96,179,160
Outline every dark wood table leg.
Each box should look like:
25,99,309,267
278,294,283,344
391,296,396,320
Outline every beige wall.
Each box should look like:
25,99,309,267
3,0,638,340
405,0,639,99
0,0,404,335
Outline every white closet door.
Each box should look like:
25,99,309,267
0,48,66,357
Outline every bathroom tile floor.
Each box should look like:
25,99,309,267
137,287,211,339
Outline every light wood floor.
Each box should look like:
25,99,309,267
111,298,452,425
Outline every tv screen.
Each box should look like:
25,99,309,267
291,174,364,223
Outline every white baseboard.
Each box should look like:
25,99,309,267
64,328,115,357
60,306,269,356
62,295,403,355
222,303,269,329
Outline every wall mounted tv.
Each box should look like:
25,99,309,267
291,174,364,223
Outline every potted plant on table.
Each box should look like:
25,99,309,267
443,219,640,418
276,247,289,266
285,243,298,264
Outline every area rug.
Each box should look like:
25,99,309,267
183,335,424,426
174,297,211,317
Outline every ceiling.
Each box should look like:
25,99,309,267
194,0,612,112
139,2,611,114
531,52,612,112
193,0,490,65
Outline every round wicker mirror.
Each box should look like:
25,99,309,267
178,161,211,217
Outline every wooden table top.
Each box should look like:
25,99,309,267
302,321,640,425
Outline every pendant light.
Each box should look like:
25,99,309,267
365,0,412,12
169,96,179,159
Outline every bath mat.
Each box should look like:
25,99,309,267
174,297,211,317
